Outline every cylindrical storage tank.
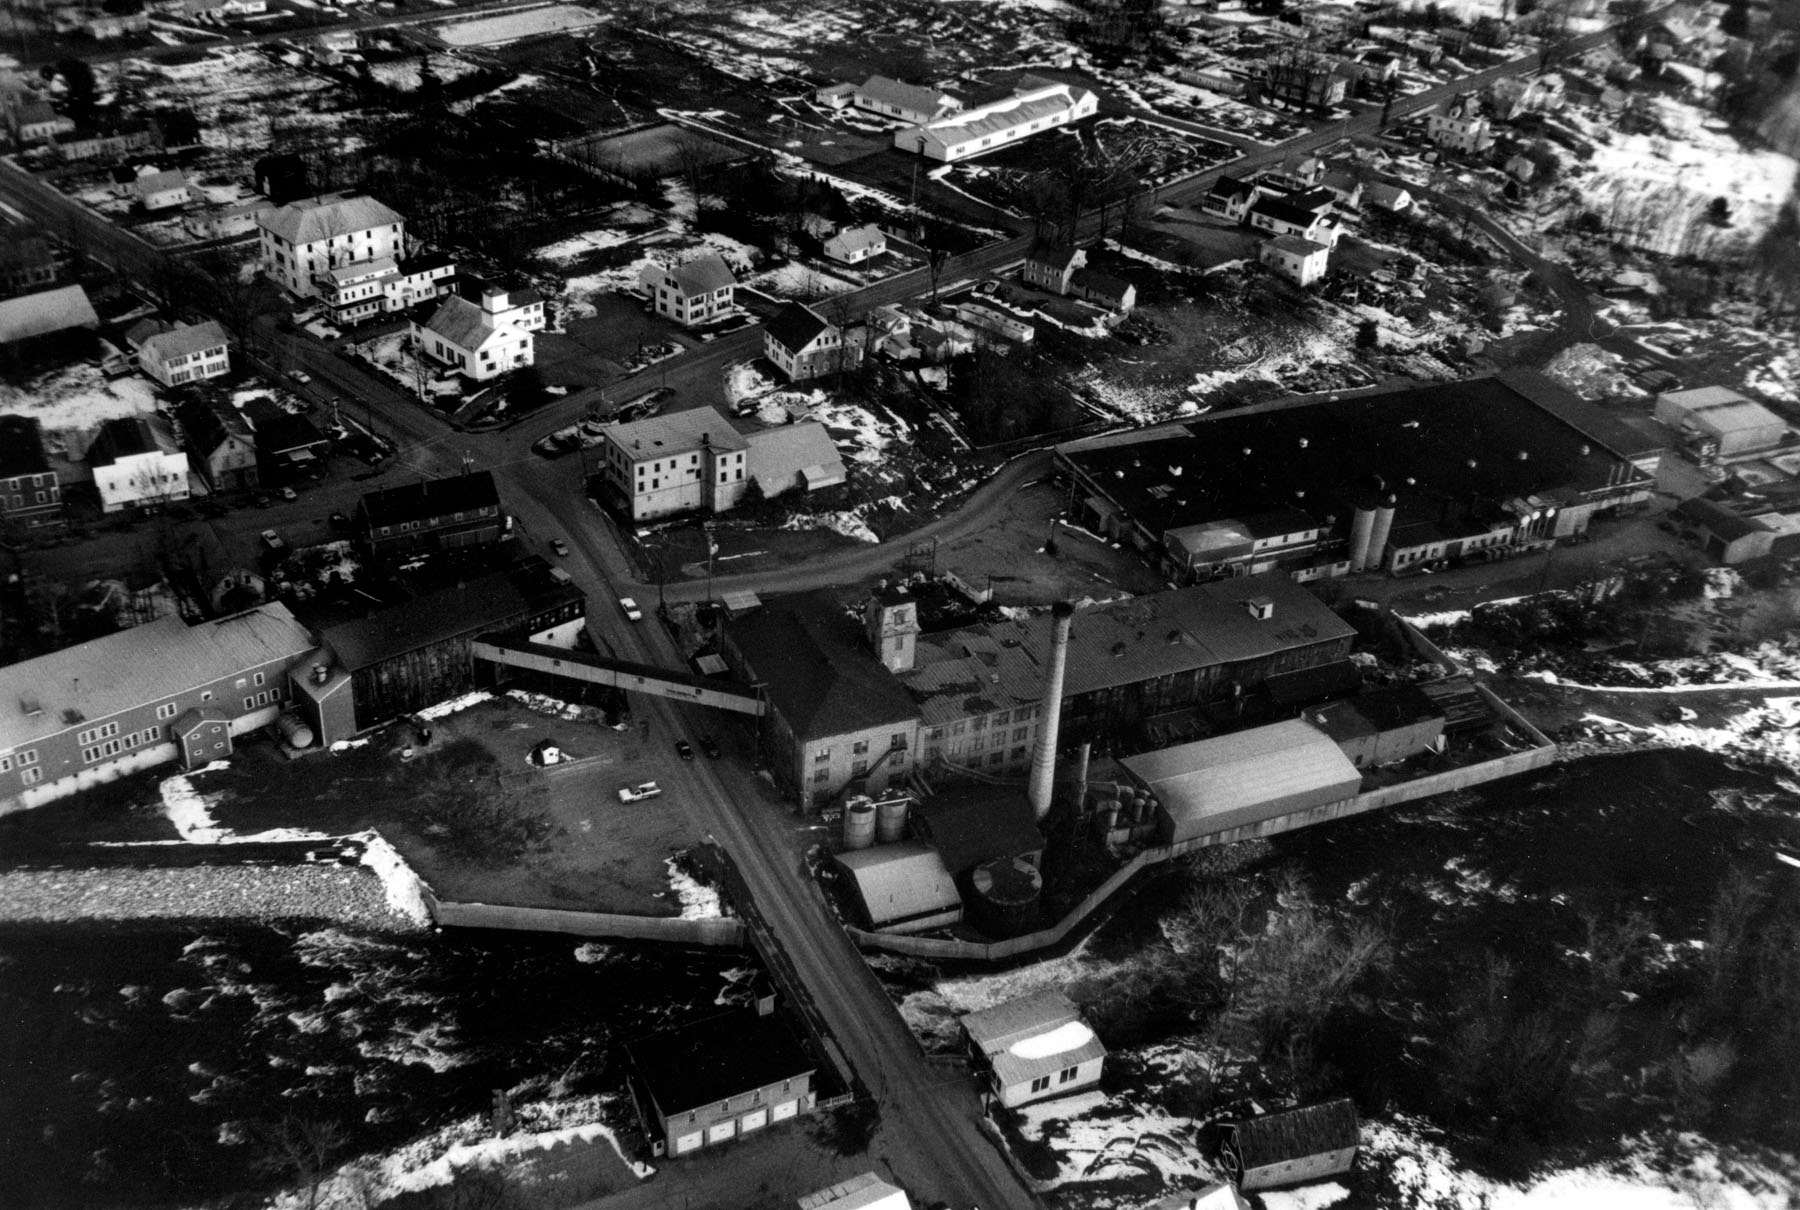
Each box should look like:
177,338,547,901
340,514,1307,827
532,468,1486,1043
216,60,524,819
968,856,1043,939
1348,506,1376,571
275,711,315,749
1367,494,1398,571
842,799,876,851
874,796,908,844
1098,798,1121,832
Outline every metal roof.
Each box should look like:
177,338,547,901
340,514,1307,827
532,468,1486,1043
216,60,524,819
797,1172,910,1210
606,405,749,458
322,573,527,673
961,988,1107,1090
1124,719,1362,842
729,591,921,741
0,605,314,754
745,421,846,496
1228,1098,1360,1167
259,193,402,245
1659,386,1785,435
857,74,958,115
913,82,1091,151
0,285,98,344
835,842,960,928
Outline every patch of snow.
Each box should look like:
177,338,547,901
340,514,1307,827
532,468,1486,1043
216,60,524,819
662,856,721,920
356,831,431,927
416,691,492,721
1009,1019,1094,1059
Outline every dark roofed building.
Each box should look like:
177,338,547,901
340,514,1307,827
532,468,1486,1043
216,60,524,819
1305,683,1444,767
358,469,504,557
911,787,1044,877
625,1010,817,1157
291,559,582,745
1222,1098,1360,1191
0,284,98,369
239,399,328,481
0,414,64,529
722,589,922,808
176,396,259,493
253,152,308,204
1057,375,1653,580
763,302,859,382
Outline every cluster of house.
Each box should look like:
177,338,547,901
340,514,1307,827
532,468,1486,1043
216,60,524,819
1205,153,1381,288
813,73,1099,163
257,190,542,382
0,72,162,162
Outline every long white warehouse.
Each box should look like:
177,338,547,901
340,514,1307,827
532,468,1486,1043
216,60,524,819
893,78,1098,162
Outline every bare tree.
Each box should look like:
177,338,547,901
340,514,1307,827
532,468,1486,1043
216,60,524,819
255,1116,348,1210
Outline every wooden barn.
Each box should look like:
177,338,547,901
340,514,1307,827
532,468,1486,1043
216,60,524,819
1221,1097,1360,1190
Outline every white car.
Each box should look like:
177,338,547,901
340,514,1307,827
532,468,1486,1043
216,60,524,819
617,781,661,803
619,597,643,622
287,369,312,385
260,528,285,550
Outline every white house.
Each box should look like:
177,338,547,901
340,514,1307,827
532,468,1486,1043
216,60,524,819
1247,193,1338,245
308,250,456,326
1365,181,1413,213
961,989,1106,1108
134,169,189,212
1260,233,1330,287
894,78,1097,163
12,97,75,144
640,253,737,327
1428,93,1493,153
132,319,231,387
823,223,887,265
257,193,405,300
764,301,860,382
88,416,191,513
594,406,750,521
848,75,961,125
412,286,540,382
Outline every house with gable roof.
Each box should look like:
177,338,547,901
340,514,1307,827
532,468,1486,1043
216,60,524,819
132,319,230,387
412,284,539,381
641,252,737,327
177,396,259,492
961,989,1106,1107
0,414,64,529
1222,1098,1361,1190
823,223,887,265
87,415,191,513
1202,175,1271,223
848,75,962,125
133,169,190,212
894,77,1097,162
1260,233,1331,287
764,301,860,381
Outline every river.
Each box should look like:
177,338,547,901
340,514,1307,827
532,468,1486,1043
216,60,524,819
0,923,756,1208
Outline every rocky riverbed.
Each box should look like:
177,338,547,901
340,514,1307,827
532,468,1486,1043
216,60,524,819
0,864,420,931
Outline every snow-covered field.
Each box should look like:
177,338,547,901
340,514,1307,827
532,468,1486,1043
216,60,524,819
435,4,604,46
0,362,160,442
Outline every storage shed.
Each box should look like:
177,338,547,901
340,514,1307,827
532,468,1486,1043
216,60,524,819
835,842,962,934
1305,684,1445,768
1125,720,1363,846
961,989,1106,1108
1222,1097,1360,1190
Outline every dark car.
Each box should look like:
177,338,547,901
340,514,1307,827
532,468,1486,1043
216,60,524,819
675,740,694,761
699,734,721,759
329,510,350,530
254,494,272,508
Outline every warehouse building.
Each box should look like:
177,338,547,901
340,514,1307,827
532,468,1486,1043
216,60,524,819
1304,684,1445,768
1653,386,1791,465
1123,719,1363,847
0,604,315,813
725,574,1353,808
1056,373,1653,580
835,842,963,934
625,1008,817,1157
358,469,507,558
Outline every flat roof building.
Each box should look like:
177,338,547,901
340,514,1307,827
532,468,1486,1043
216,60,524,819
961,989,1106,1108
625,1010,817,1158
1653,386,1790,463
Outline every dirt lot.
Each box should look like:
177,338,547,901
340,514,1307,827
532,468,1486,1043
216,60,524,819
198,694,714,914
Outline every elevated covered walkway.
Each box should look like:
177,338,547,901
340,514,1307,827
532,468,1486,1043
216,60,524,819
471,634,765,715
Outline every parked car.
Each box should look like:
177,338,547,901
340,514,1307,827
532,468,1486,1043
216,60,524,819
675,740,694,761
619,596,643,622
550,538,570,557
699,734,721,759
617,781,662,803
254,494,272,508
260,528,285,550
287,369,312,385
279,486,297,501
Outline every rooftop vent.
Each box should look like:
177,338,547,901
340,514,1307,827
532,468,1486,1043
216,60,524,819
19,696,42,716
1111,641,1128,658
1242,597,1275,621
1166,628,1182,644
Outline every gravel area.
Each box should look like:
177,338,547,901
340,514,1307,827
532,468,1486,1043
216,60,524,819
0,864,425,930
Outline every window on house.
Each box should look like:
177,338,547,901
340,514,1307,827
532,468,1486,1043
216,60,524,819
156,702,177,720
852,740,869,755
814,749,831,762
851,760,868,777
20,767,41,786
19,750,36,766
1058,1066,1079,1084
253,673,265,686
1030,1075,1051,1093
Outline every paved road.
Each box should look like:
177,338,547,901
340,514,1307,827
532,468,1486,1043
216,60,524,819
0,32,1631,1207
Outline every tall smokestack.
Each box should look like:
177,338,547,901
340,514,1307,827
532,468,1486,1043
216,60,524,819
1029,601,1076,821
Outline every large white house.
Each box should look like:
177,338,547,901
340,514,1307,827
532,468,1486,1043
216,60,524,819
595,406,750,522
893,77,1097,163
1428,93,1493,153
1260,233,1330,287
411,285,542,382
257,193,405,300
130,319,231,387
639,253,737,327
88,415,191,513
764,302,861,382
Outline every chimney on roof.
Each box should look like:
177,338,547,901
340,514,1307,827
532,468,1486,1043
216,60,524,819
1028,601,1075,822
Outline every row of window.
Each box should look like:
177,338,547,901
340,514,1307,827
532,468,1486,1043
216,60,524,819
375,507,496,538
83,726,158,765
683,1078,794,1124
0,748,40,774
1027,1066,1084,1094
3,475,53,492
5,491,55,509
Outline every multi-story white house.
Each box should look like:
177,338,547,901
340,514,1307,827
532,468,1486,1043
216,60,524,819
1260,233,1331,287
130,319,230,387
257,193,405,300
88,415,191,513
639,253,737,327
764,302,861,382
893,78,1097,163
412,286,542,382
310,250,457,326
595,406,750,522
1428,93,1493,153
